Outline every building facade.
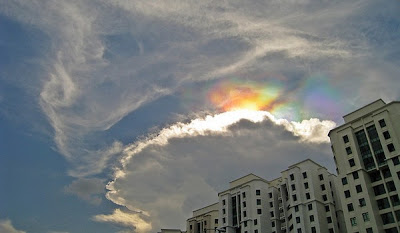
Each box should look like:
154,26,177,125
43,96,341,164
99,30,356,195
329,99,400,233
219,174,270,233
217,160,344,233
269,160,345,233
187,203,219,233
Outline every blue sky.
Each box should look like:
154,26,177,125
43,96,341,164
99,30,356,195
0,0,400,232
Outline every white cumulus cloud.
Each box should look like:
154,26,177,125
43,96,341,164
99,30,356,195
101,110,336,232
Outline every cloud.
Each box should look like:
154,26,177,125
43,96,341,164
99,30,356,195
103,110,336,231
0,219,26,233
93,209,152,233
64,178,105,205
2,0,399,178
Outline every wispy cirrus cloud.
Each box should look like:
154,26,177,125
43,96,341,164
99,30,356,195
1,1,400,232
1,0,399,178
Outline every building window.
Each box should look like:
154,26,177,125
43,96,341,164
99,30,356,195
269,192,272,198
319,174,324,180
306,193,310,200
373,184,386,196
343,135,349,143
344,190,351,198
381,212,395,224
379,119,386,128
393,156,400,165
243,201,246,208
359,198,366,207
271,221,275,227
347,203,354,211
270,211,274,217
385,228,398,233
222,208,226,214
396,210,400,221
362,212,370,222
390,195,400,206
387,143,395,152
329,229,334,233
223,218,226,224
254,230,258,233
322,194,327,201
383,131,391,139
377,197,390,210
243,211,247,218
366,228,373,233
346,147,352,155
311,227,316,233
302,172,307,179
349,159,355,167
257,209,262,215
342,177,348,185
223,200,226,205
296,217,300,223
297,229,302,233
269,202,273,207
308,204,313,210
215,219,218,224
295,205,299,212
327,216,332,223
352,171,359,179
369,170,382,182
356,185,363,193
382,167,392,178
304,182,309,189
256,190,260,196
310,215,314,222
254,219,257,225
242,192,246,198
190,225,193,230
325,205,330,212
321,184,326,191
387,181,396,192
291,184,296,191
290,174,295,181
350,217,357,226
256,199,261,205
293,194,297,201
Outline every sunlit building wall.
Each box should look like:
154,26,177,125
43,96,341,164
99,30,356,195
329,99,400,233
217,160,344,233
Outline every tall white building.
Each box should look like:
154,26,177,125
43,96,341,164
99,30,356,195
217,160,344,233
219,174,270,233
187,203,219,233
329,99,400,233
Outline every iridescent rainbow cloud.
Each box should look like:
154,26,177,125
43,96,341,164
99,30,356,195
207,80,283,112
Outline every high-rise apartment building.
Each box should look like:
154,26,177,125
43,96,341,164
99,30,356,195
187,203,219,233
329,99,400,233
216,160,344,233
218,174,270,233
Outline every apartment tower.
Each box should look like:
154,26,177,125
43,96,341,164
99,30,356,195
217,160,344,233
329,99,400,233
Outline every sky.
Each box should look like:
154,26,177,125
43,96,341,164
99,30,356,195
0,0,399,232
